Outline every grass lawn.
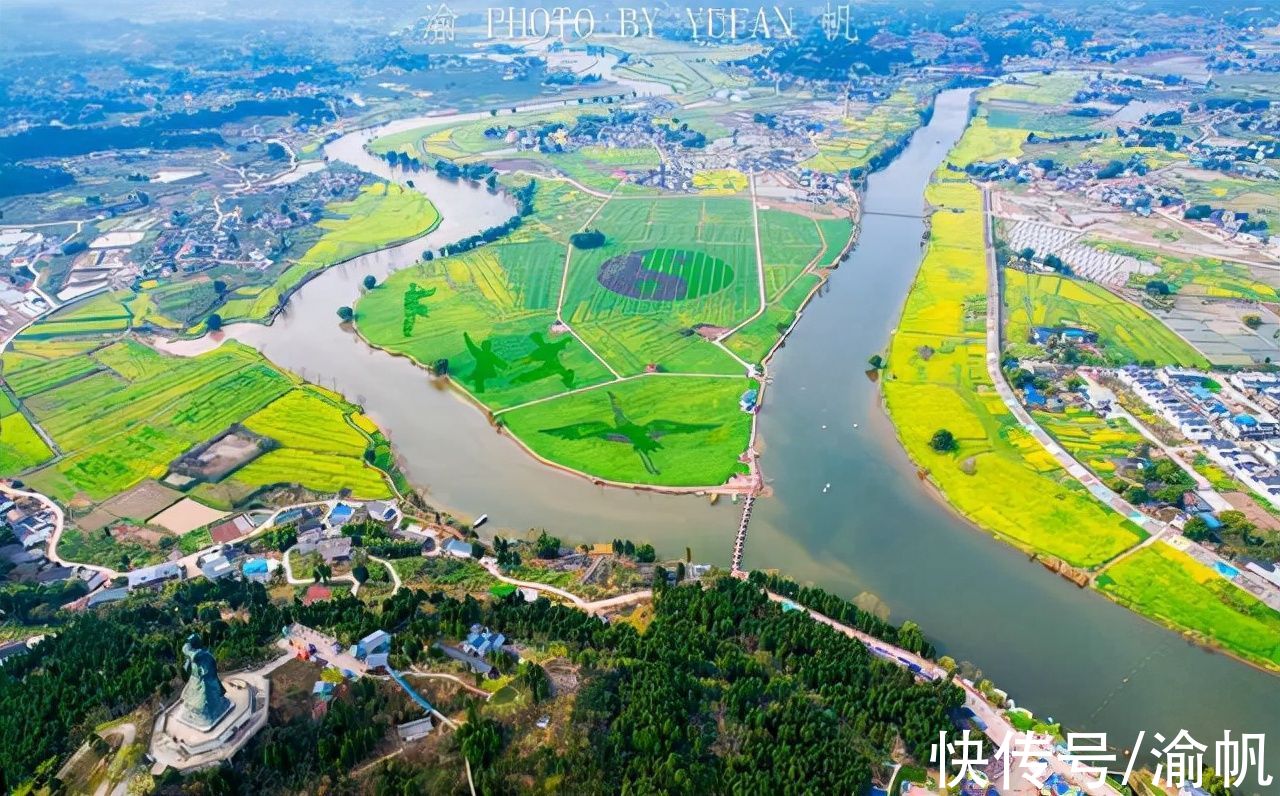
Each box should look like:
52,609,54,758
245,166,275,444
1096,543,1280,671
1004,270,1210,367
506,564,581,590
882,165,1143,568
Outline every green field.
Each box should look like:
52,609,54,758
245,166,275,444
354,161,842,485
562,196,762,377
1003,270,1210,367
882,169,1144,568
500,375,753,486
1097,543,1280,671
216,182,440,324
801,86,935,174
1033,407,1146,478
983,72,1092,106
12,291,132,341
1085,238,1280,302
1,328,391,502
0,404,54,474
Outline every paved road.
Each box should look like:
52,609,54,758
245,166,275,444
979,188,1167,545
0,484,119,578
764,591,1094,790
480,559,651,615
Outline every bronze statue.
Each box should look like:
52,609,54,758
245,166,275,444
177,633,231,730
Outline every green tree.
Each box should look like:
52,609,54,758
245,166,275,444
1183,515,1212,541
517,661,552,703
206,313,223,331
535,530,561,559
457,702,503,766
336,306,354,322
929,429,958,453
1125,485,1150,505
362,275,377,290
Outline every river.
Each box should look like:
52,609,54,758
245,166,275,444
205,87,1279,773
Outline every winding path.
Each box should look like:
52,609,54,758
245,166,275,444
1,484,118,578
479,559,651,615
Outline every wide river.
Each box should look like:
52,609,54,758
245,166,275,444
220,88,1278,766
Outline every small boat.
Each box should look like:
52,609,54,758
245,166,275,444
822,483,831,493
852,423,859,429
474,514,489,528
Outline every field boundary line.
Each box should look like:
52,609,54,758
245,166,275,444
553,192,624,380
714,171,769,347
492,370,745,416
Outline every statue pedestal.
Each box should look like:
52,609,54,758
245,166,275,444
149,673,269,773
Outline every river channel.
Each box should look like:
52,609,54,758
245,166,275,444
215,87,1279,767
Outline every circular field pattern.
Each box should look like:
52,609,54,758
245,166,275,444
597,248,734,301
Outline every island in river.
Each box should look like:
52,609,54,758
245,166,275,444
349,96,881,491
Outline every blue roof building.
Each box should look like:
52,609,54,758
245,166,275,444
739,388,759,413
1024,385,1047,407
355,629,392,659
326,502,357,527
462,625,506,657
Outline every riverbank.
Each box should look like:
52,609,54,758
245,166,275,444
878,126,1280,673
